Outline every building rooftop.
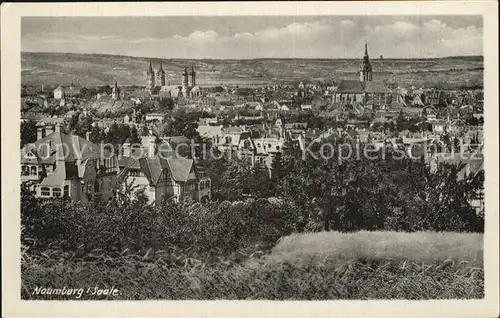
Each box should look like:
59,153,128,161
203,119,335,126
336,80,364,93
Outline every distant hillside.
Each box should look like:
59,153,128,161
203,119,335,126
21,52,483,89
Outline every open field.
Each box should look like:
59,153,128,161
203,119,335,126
21,231,484,300
269,231,484,266
22,52,483,89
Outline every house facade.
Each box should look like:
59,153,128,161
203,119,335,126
118,154,211,204
21,123,119,202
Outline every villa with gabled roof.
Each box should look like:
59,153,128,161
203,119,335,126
117,153,211,204
20,123,119,202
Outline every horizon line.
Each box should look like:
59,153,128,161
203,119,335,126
21,51,484,61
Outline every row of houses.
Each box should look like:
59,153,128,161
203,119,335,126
21,122,211,205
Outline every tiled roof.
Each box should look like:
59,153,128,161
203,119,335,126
166,157,194,182
223,126,245,134
336,80,364,93
39,164,66,187
139,156,165,186
432,153,484,180
36,117,65,126
197,125,222,138
21,131,112,164
401,107,422,114
120,153,195,184
363,81,389,93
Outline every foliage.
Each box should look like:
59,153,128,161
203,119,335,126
21,189,302,257
20,120,38,147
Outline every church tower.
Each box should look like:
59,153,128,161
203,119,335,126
181,66,189,96
359,42,373,82
112,82,120,100
188,65,196,88
146,60,155,92
156,61,166,87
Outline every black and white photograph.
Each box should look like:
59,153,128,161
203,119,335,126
2,1,499,317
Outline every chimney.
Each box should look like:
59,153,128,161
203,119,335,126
37,127,44,140
148,141,155,157
45,125,54,136
86,131,91,141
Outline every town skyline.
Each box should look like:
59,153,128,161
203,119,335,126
22,16,483,59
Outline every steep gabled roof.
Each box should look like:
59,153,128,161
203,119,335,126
139,156,165,186
336,80,364,93
120,153,196,185
166,158,194,182
364,81,389,93
21,131,112,164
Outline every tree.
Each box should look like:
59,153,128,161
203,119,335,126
88,126,106,144
441,133,452,152
158,98,175,110
21,120,38,147
129,126,141,145
453,137,461,153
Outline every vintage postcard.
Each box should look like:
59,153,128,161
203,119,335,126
1,1,499,317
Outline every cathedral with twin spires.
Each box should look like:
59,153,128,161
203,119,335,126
145,61,200,98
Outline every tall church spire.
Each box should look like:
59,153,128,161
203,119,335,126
147,60,154,75
146,60,155,92
156,61,166,86
360,42,373,82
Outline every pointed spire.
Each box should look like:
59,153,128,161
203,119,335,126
148,60,153,74
364,42,368,56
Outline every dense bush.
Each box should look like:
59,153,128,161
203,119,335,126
21,190,304,257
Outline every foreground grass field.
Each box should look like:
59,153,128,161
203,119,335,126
269,231,484,266
21,231,484,300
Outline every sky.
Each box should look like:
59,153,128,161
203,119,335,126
22,16,483,59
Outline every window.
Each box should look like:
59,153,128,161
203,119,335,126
64,185,69,197
52,188,62,197
30,166,37,175
268,144,272,148
276,146,280,151
41,187,50,196
200,182,205,190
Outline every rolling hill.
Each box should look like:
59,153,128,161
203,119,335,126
21,52,483,89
